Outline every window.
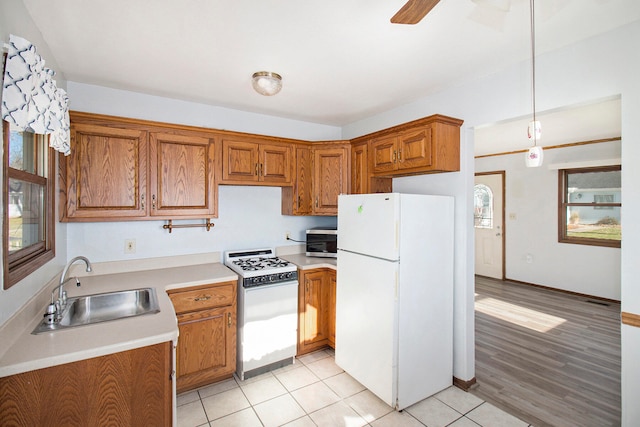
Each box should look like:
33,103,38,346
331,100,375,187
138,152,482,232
558,166,621,248
3,121,55,289
474,184,493,229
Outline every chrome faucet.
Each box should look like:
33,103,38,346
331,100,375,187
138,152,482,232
46,256,93,322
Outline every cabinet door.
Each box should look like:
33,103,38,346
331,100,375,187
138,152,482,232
370,134,398,174
397,126,433,171
175,306,236,393
313,146,348,215
63,123,148,220
328,270,336,348
0,343,172,426
294,146,313,214
351,142,369,194
298,270,330,354
222,139,259,182
259,143,292,184
149,132,216,217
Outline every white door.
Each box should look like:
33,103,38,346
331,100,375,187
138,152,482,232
474,173,504,279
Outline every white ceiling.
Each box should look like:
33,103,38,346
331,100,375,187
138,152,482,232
21,0,637,153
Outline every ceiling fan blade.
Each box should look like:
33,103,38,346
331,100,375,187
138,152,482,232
391,0,441,25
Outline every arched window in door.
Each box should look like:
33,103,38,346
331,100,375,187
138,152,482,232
474,184,493,228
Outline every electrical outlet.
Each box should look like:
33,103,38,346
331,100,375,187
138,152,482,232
285,231,291,240
124,239,136,254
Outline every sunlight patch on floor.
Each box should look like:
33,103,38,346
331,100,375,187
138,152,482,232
476,297,567,332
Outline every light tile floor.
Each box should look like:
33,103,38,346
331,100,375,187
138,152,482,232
177,349,531,427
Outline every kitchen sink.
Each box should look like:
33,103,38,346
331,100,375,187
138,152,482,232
32,288,160,334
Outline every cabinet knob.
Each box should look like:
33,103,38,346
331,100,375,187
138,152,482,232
392,150,397,163
141,194,145,209
152,195,156,210
194,295,211,302
227,312,232,327
255,163,259,176
398,149,402,162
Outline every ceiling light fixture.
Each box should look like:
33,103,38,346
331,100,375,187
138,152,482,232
252,71,282,96
525,0,543,168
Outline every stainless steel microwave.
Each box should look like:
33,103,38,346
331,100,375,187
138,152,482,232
306,227,337,258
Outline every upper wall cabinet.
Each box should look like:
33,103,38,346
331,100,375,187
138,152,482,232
61,122,149,220
313,145,349,215
149,132,217,218
283,145,313,215
350,141,392,195
60,112,217,222
282,142,349,216
221,137,292,185
354,114,463,179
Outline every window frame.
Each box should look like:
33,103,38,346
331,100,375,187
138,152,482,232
3,120,56,289
558,165,621,248
474,183,494,229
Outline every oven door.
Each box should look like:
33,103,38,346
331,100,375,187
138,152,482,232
239,281,298,377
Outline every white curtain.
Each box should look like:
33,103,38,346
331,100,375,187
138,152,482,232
2,34,70,155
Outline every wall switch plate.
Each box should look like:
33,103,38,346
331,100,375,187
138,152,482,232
124,239,136,254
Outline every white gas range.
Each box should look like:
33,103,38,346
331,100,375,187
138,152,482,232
224,248,298,380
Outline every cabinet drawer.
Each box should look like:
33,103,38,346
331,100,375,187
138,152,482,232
169,282,236,314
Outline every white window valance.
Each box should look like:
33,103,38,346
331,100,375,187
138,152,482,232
2,34,70,155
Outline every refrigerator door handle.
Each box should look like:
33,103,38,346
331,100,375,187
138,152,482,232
337,248,398,263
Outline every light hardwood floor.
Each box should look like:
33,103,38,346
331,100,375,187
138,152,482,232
471,276,621,427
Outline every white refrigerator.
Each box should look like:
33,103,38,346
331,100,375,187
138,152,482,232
335,192,454,410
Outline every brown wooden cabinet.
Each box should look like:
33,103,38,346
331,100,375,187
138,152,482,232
328,271,336,348
283,143,349,216
221,137,292,185
313,145,349,214
350,141,392,194
149,131,217,217
371,126,436,174
61,112,461,222
167,281,236,393
282,145,313,215
62,122,148,220
355,114,463,179
60,112,217,222
351,141,369,194
297,268,336,355
0,342,172,426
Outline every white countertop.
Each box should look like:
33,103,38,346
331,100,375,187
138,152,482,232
283,254,337,270
0,262,237,378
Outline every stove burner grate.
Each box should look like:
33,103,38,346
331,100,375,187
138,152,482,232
232,256,292,271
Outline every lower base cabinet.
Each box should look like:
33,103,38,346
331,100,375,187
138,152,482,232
0,342,172,427
297,268,336,355
168,281,237,393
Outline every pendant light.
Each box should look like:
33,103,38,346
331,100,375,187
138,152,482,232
525,0,543,167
